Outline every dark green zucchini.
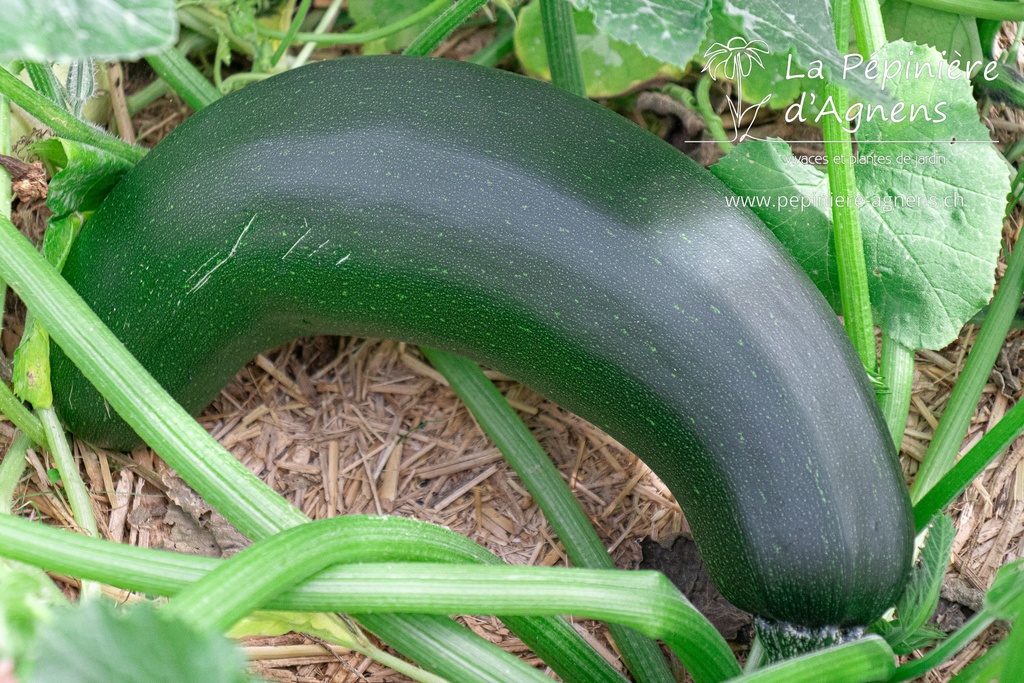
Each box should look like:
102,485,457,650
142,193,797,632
50,55,913,638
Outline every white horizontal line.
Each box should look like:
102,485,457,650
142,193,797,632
690,140,994,144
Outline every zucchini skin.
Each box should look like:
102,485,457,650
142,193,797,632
51,56,913,629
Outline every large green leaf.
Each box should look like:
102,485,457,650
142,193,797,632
11,322,51,409
31,138,135,217
28,602,250,683
986,558,1024,620
712,41,1010,350
568,0,712,70
348,0,448,54
854,41,1010,348
699,0,808,108
0,0,176,61
881,0,983,70
515,2,666,97
711,140,840,303
708,0,884,103
0,559,64,679
872,515,954,654
570,0,882,104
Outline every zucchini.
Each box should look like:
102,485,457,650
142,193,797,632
50,55,913,641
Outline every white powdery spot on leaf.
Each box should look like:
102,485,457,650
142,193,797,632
716,0,887,104
570,0,712,69
0,0,175,61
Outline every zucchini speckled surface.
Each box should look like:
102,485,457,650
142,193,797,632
51,55,913,629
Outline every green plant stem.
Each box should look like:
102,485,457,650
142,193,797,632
538,0,587,98
0,215,602,683
879,334,914,447
0,513,630,683
0,433,29,515
270,0,313,67
0,381,46,447
745,637,765,672
126,79,172,116
38,407,96,538
23,63,69,109
728,637,894,683
903,0,1024,20
469,26,515,67
178,7,256,57
850,0,886,55
949,639,1006,682
422,349,677,683
821,105,875,370
1,72,9,339
404,0,487,57
696,74,733,152
0,65,145,164
913,396,1024,527
181,556,554,683
828,0,886,376
145,46,220,112
1006,136,1024,165
253,0,451,45
857,0,914,457
220,563,733,683
127,32,213,115
889,613,996,681
293,0,345,68
911,238,1024,503
0,513,741,683
218,72,270,94
39,404,99,599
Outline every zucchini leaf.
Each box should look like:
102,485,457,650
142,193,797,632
348,0,448,54
11,322,51,409
871,514,954,654
0,0,177,62
515,2,668,97
0,557,65,680
567,0,711,70
710,43,1010,351
985,557,1024,620
697,0,810,109
880,0,984,71
27,601,251,683
1002,615,1024,683
706,0,885,102
31,138,134,217
11,214,81,411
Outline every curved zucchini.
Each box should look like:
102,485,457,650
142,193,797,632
50,56,913,633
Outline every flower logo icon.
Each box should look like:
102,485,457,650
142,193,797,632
702,37,772,143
